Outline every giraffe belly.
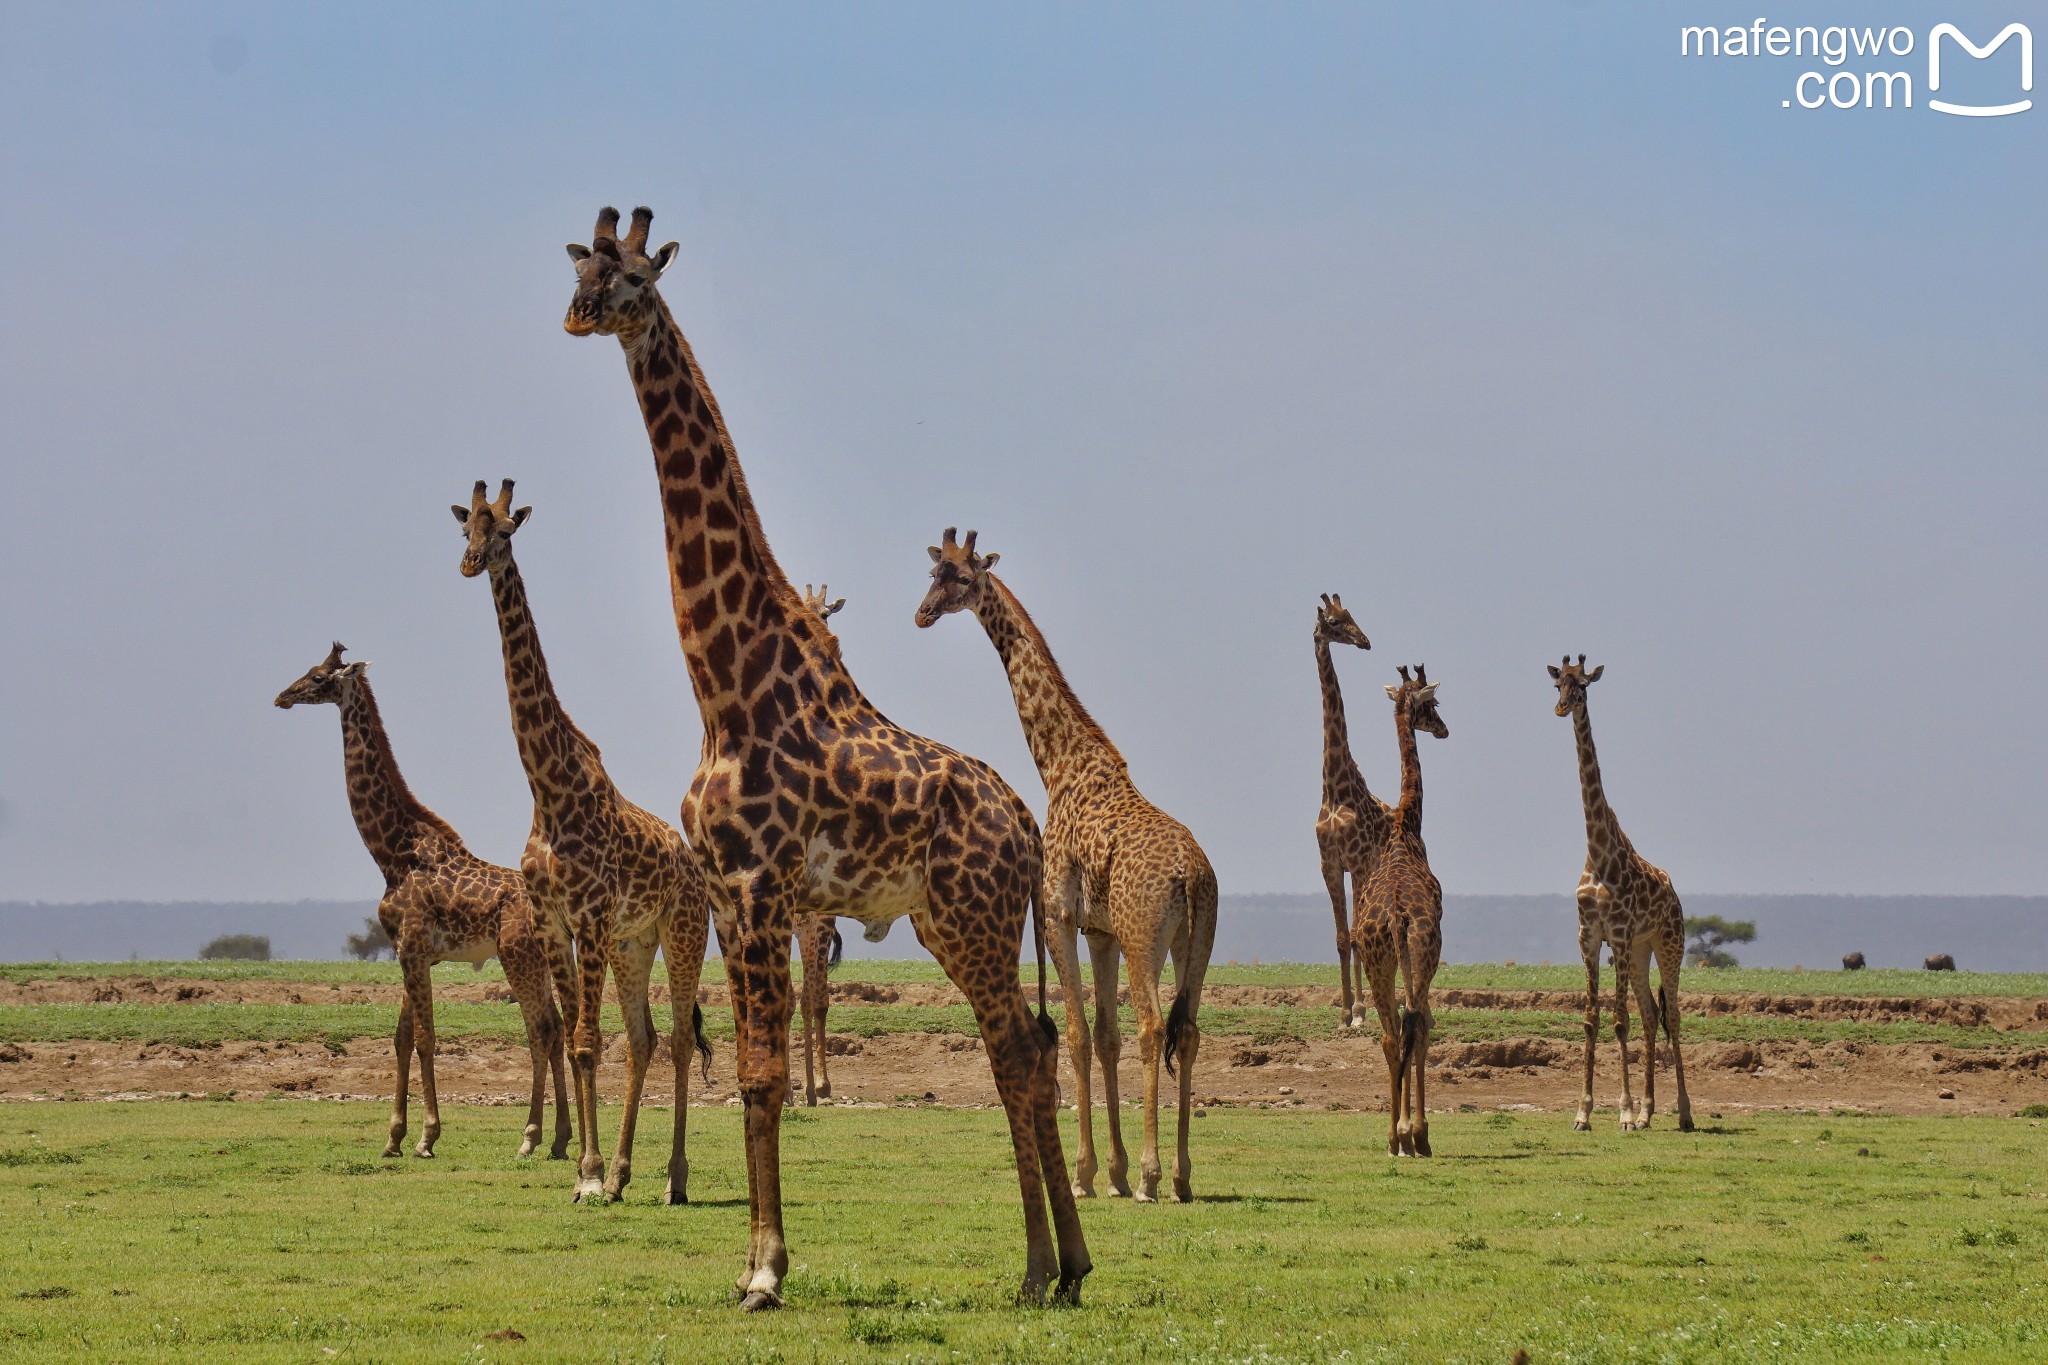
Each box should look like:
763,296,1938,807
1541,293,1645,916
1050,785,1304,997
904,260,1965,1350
800,836,925,942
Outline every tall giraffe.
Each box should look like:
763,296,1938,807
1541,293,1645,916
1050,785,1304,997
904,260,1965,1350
275,644,567,1159
563,206,1088,1308
916,528,1218,1204
792,582,848,1107
1352,664,1448,1157
1310,593,1383,1027
1549,654,1694,1133
454,479,715,1203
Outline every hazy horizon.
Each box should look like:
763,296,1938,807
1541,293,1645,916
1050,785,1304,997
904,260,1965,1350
4,4,2044,904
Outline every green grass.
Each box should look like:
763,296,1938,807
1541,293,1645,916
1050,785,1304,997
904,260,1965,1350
9,958,2046,998
2,1000,2033,1054
1,1103,2046,1361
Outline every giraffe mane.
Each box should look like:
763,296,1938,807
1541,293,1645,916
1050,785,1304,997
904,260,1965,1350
988,575,1126,769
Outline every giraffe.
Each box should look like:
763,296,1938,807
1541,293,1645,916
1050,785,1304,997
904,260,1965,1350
453,479,715,1203
1310,593,1385,1028
1549,654,1694,1133
1352,664,1448,1157
916,528,1219,1204
791,582,849,1107
275,643,568,1160
562,206,1089,1308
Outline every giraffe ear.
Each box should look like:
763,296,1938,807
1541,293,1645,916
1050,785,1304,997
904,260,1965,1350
1384,684,1401,700
337,661,370,679
648,241,679,279
927,545,943,563
511,506,533,530
1547,664,1562,680
1585,664,1604,683
451,505,471,525
978,552,999,572
566,243,592,264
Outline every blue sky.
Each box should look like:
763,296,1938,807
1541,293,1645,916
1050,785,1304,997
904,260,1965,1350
2,2,2042,902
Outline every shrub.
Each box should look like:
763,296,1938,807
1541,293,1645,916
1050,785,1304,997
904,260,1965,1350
199,934,271,962
344,917,392,961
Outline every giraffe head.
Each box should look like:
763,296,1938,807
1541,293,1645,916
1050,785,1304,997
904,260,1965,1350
563,206,678,338
274,642,369,709
1384,664,1449,738
914,526,999,628
1547,653,1605,717
801,583,847,626
1313,593,1371,651
450,479,531,578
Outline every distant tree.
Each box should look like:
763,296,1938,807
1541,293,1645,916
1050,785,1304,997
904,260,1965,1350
345,917,394,961
199,933,271,962
1683,916,1756,969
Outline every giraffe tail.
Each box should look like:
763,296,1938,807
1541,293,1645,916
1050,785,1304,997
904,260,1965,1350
692,1002,712,1084
1393,1008,1421,1107
1164,989,1192,1078
1031,880,1056,1047
827,924,843,971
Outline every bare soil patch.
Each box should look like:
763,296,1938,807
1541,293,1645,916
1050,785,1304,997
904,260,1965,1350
6,1030,2045,1117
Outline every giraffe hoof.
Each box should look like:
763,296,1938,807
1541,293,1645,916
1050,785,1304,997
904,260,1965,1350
1572,1118,1590,1133
1071,1182,1096,1199
1678,1115,1696,1133
549,1143,571,1161
1053,1272,1087,1307
381,1144,403,1159
517,1139,539,1159
662,1183,687,1206
738,1290,783,1313
1172,1179,1193,1203
413,1144,436,1159
573,1179,604,1203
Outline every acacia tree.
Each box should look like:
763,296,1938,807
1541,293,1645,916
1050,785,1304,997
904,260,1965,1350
344,916,393,961
199,933,271,961
1683,916,1756,969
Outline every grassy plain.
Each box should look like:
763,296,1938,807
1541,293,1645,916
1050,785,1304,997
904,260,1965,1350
2,1101,2046,1362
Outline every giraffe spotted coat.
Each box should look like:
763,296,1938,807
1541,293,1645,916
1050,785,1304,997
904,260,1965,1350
275,645,567,1160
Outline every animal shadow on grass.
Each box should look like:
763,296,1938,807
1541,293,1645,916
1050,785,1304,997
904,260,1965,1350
1190,1194,1315,1204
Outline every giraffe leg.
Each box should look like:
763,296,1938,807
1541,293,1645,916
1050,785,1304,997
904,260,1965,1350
1656,943,1696,1132
663,897,711,1204
385,989,414,1158
727,900,794,1311
798,924,822,1106
1323,857,1357,1027
1574,934,1601,1131
569,924,611,1202
1050,917,1096,1197
1087,930,1133,1198
1126,940,1166,1204
1611,937,1640,1132
973,991,1064,1304
1362,932,1404,1156
1404,918,1441,1158
1167,895,1211,1203
401,953,442,1158
604,929,659,1203
511,960,559,1158
538,916,578,1160
1630,943,1659,1130
812,926,835,1101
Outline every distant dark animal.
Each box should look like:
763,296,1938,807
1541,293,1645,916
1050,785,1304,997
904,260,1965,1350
1924,954,1956,972
1841,952,1866,971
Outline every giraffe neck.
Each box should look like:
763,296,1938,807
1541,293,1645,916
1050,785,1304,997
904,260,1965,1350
1393,698,1424,829
486,556,602,801
336,678,460,876
1572,704,1622,857
616,294,843,730
1315,639,1364,799
972,575,1125,789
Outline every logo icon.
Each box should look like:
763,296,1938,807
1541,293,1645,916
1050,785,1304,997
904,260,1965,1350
1927,22,2032,116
